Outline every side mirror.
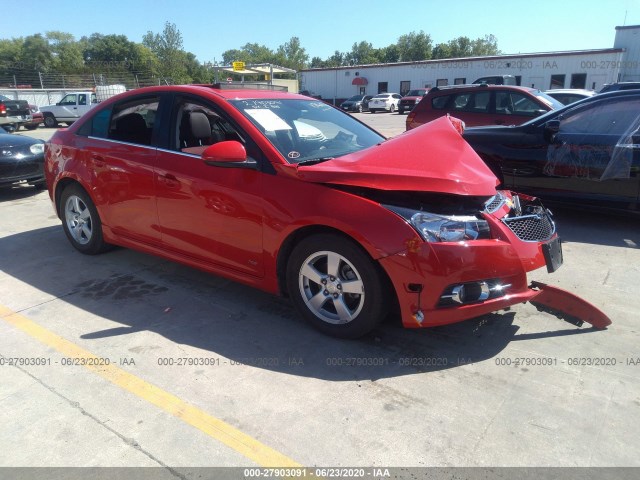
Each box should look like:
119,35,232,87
543,119,560,142
202,141,256,169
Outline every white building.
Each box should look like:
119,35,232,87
300,25,640,104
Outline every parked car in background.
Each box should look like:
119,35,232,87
407,84,563,129
340,94,373,112
23,104,44,130
299,90,322,100
44,85,610,338
398,89,428,114
473,75,517,85
463,90,640,213
599,82,640,93
40,91,97,128
368,93,402,113
0,95,31,132
0,126,45,188
544,89,595,105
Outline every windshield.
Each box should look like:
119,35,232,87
406,90,425,96
230,99,385,164
347,95,362,101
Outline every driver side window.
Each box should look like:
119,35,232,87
173,99,244,156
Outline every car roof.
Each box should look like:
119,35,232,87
100,84,311,102
544,89,595,94
428,84,537,94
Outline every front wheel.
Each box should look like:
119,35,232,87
43,114,58,128
60,184,110,255
287,234,389,338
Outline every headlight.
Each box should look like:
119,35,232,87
30,143,44,155
386,205,491,242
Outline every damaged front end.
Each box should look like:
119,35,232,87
377,189,612,330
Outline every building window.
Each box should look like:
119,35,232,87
436,78,449,87
549,74,566,89
454,77,466,85
400,81,411,96
378,82,388,93
570,73,587,89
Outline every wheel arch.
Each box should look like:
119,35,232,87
54,177,92,219
275,225,396,304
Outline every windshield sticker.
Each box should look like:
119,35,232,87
245,109,291,131
287,151,301,159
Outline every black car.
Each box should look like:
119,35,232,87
463,90,640,213
0,126,46,188
340,94,373,112
599,82,640,93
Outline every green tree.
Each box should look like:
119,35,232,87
22,34,53,70
397,31,432,61
275,36,308,70
143,22,190,83
431,43,452,59
46,31,84,72
446,36,473,58
345,41,380,65
471,34,500,56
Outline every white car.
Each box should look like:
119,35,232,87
544,88,596,105
368,93,402,113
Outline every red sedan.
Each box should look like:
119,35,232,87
45,85,610,338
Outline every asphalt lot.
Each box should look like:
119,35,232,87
1,114,639,477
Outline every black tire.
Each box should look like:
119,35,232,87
24,125,38,130
43,114,57,128
60,184,110,255
398,108,404,114
357,105,363,113
389,104,396,113
370,109,376,114
286,234,389,339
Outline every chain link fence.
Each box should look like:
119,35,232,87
0,71,169,90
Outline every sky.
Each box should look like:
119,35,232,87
9,0,640,64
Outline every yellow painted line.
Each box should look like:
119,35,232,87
0,304,301,468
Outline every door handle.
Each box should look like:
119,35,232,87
159,173,180,188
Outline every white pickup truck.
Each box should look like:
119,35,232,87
40,92,98,127
40,85,126,127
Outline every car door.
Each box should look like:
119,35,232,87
511,96,640,210
448,90,493,126
154,95,265,277
75,94,162,246
56,94,80,121
76,93,93,118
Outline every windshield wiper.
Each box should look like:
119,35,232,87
295,157,334,166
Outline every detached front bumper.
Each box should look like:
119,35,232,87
379,192,612,330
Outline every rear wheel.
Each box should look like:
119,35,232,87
357,105,363,113
287,234,389,338
389,104,396,113
60,184,110,255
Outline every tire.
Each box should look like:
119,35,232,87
370,109,376,114
44,114,58,128
24,125,38,130
357,105,363,113
60,184,110,255
286,234,389,338
398,108,404,114
389,104,396,113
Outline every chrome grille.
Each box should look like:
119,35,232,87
502,214,555,242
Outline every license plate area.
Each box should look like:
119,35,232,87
542,237,563,273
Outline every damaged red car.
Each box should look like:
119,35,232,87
44,85,611,338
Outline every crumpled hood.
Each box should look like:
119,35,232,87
284,116,498,196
